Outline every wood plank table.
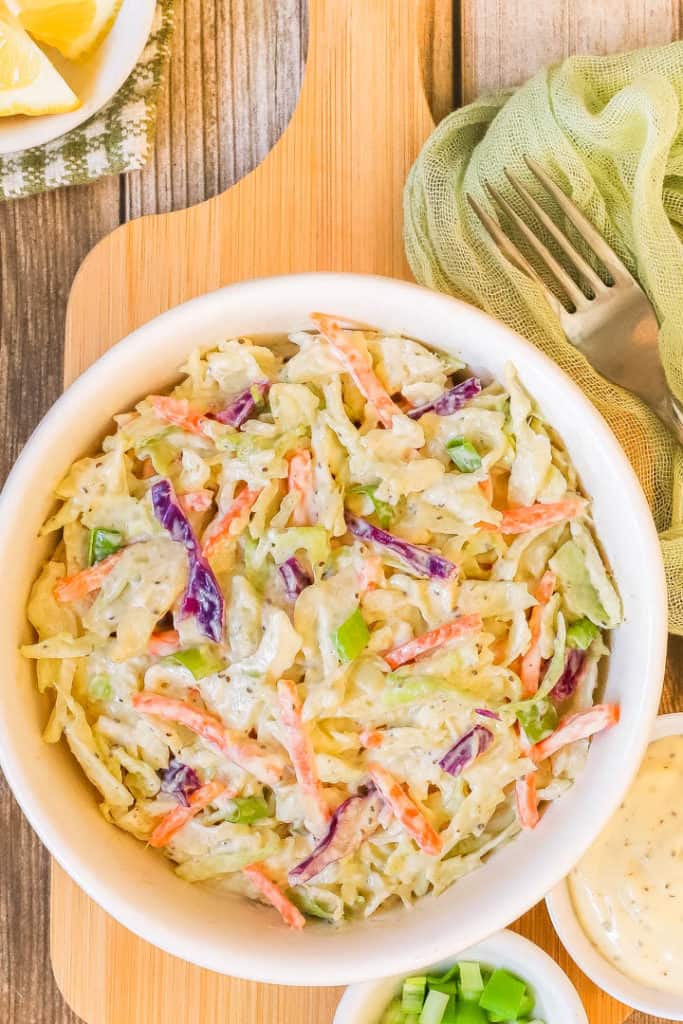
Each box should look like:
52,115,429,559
0,2,680,1021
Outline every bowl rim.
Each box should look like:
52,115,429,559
332,928,589,1024
546,713,683,1020
0,272,668,984
0,0,156,157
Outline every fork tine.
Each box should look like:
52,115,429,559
524,156,632,283
504,168,604,294
466,194,564,318
485,181,586,310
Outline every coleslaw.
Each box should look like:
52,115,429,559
23,315,622,929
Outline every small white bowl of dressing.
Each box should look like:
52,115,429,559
547,712,683,1021
333,929,588,1024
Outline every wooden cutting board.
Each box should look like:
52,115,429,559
54,1,629,1020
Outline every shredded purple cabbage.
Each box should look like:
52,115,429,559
158,758,201,807
288,787,383,884
279,556,312,600
439,724,493,776
407,376,482,419
151,479,224,643
346,514,457,580
474,707,501,721
549,649,586,704
214,380,270,428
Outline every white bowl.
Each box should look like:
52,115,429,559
0,273,667,985
0,0,156,156
333,929,588,1024
547,713,683,1020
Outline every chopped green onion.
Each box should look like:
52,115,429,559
333,607,370,663
442,995,458,1024
426,965,460,986
446,437,482,472
379,998,406,1024
450,1003,487,1023
383,673,447,706
141,437,176,477
87,527,122,565
478,969,526,1019
402,976,427,1015
166,646,225,680
427,980,458,996
459,962,484,1001
350,484,395,528
515,700,559,743
566,616,600,650
88,675,113,701
286,887,336,921
223,795,269,824
517,991,535,1017
419,989,450,1024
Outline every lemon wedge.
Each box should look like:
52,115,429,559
7,0,123,60
0,14,79,116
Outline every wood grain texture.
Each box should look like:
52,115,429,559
0,3,310,1022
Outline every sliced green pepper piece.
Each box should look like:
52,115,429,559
459,962,484,1001
446,437,482,472
478,969,526,1019
419,989,450,1024
88,527,122,565
402,976,427,1015
379,998,406,1024
566,616,600,650
333,607,370,663
515,700,559,743
88,675,113,701
223,795,269,824
166,646,225,679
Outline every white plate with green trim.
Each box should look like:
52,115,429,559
0,0,156,157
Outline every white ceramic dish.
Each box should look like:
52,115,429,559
547,712,683,1021
0,0,155,156
0,273,667,985
333,929,588,1024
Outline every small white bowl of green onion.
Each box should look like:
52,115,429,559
333,929,587,1024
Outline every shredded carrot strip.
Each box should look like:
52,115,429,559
520,571,556,698
132,692,285,785
150,395,207,436
359,728,383,749
368,762,442,855
203,487,263,557
478,477,493,504
515,773,539,830
358,555,383,593
149,780,226,848
478,497,586,535
140,458,156,479
311,313,402,428
147,629,181,657
287,449,314,527
383,614,483,671
243,863,306,930
530,704,620,762
179,489,213,513
54,551,124,603
277,679,330,833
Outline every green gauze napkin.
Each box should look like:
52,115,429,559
0,0,174,201
404,41,683,634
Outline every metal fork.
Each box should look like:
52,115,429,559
468,156,683,444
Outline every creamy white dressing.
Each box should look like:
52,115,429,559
569,735,683,994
